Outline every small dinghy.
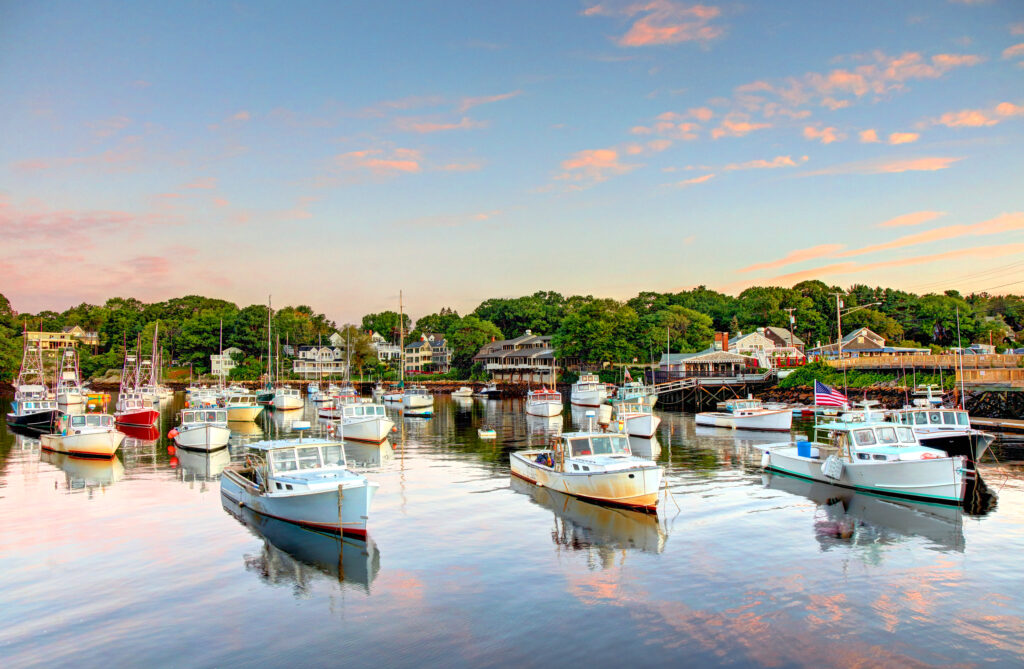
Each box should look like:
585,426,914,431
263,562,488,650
478,427,497,439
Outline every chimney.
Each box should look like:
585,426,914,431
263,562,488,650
525,329,532,336
714,332,729,352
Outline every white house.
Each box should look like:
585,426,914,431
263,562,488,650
291,345,347,377
211,347,243,376
370,331,402,363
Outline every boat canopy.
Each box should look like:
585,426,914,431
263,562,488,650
894,409,969,427
68,414,114,429
561,433,631,457
181,409,228,424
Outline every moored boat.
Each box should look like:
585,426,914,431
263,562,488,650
696,398,792,431
402,386,433,411
452,386,473,398
41,412,125,458
761,413,968,505
510,426,663,513
612,400,661,438
220,434,379,537
570,373,607,407
172,408,231,452
115,391,160,427
526,387,562,417
323,402,394,443
273,386,303,410
55,348,85,407
890,393,994,465
222,392,264,422
6,341,60,429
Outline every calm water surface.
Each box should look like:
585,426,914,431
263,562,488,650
2,394,1023,668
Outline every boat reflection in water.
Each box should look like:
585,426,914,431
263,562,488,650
117,424,161,442
510,475,667,561
222,497,380,595
41,450,125,494
176,446,231,481
526,413,563,438
628,435,661,460
343,439,395,468
228,420,265,439
762,471,987,555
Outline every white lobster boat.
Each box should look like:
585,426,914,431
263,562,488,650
452,386,473,398
402,386,434,413
695,398,792,431
173,408,231,452
220,434,379,537
56,349,85,407
510,427,663,513
615,380,657,408
761,415,968,505
273,387,303,411
222,392,264,422
41,413,125,458
612,401,661,438
322,402,394,443
570,373,607,407
526,388,562,417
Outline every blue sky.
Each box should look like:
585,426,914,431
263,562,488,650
2,1,1022,323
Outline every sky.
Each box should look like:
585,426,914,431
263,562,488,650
1,0,1023,324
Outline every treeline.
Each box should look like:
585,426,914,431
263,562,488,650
1,280,1019,381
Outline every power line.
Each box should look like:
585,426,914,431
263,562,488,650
906,259,1024,293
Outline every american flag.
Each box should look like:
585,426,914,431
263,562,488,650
814,380,849,407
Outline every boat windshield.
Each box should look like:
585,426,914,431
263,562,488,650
591,435,630,455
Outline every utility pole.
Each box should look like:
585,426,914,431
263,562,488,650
832,292,844,360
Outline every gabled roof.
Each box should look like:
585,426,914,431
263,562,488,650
842,327,884,345
661,349,749,364
764,326,805,347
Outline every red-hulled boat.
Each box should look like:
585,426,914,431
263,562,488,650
114,392,160,427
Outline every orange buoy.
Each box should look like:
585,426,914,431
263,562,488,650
169,456,179,468
168,428,179,439
167,444,175,455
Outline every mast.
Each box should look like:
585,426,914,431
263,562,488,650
266,296,273,389
399,290,404,389
956,306,966,409
219,318,224,389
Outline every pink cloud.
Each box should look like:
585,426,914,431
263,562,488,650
231,111,251,122
739,244,844,273
926,102,1024,128
801,156,962,176
0,197,166,248
436,162,484,172
839,212,1024,258
689,106,714,121
394,116,487,133
803,125,843,144
675,173,715,187
723,155,806,171
556,148,639,185
877,211,946,228
457,90,521,112
711,116,770,139
1012,23,1024,36
336,148,422,175
184,177,218,189
11,135,147,174
630,125,654,135
859,129,880,143
212,197,230,207
86,116,132,139
1003,43,1024,59
587,1,724,47
888,132,919,144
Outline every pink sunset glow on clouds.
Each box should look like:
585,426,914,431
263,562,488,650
585,2,724,47
722,155,806,171
925,102,1024,128
877,211,946,228
801,156,962,176
739,244,844,273
803,125,843,144
858,129,880,143
184,177,217,189
556,148,638,184
888,132,919,144
456,90,521,113
675,173,715,187
394,116,487,133
839,212,1024,258
711,116,770,139
336,148,422,174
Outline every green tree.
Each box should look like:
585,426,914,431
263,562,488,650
445,315,502,375
361,311,411,342
553,299,640,365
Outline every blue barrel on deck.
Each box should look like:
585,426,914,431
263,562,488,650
796,441,813,458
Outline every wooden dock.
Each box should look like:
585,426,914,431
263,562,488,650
972,417,1024,434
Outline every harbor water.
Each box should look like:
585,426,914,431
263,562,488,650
2,394,1023,668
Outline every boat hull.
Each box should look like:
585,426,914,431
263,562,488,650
916,430,991,464
509,452,662,513
695,409,792,431
273,395,304,411
342,416,395,443
526,400,562,417
403,394,433,409
57,392,84,407
764,447,966,505
620,413,661,438
220,470,376,537
40,430,124,458
174,425,232,452
115,408,159,427
6,409,60,429
382,392,403,403
570,389,606,407
226,405,264,422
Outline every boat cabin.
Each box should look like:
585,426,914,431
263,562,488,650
614,401,652,416
725,399,764,413
616,382,650,401
224,393,258,406
62,413,115,432
574,373,603,391
893,408,970,429
528,388,561,401
341,404,388,419
16,398,58,413
180,409,228,426
244,439,359,493
276,387,301,397
16,384,49,401
561,433,632,458
812,421,942,463
406,387,431,397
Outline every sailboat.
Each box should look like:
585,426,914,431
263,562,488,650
6,335,60,429
272,332,303,411
382,291,408,404
526,359,562,417
256,297,276,405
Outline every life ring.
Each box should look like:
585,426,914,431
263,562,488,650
921,452,940,460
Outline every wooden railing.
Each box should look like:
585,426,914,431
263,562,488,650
959,369,1024,387
828,354,1023,370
